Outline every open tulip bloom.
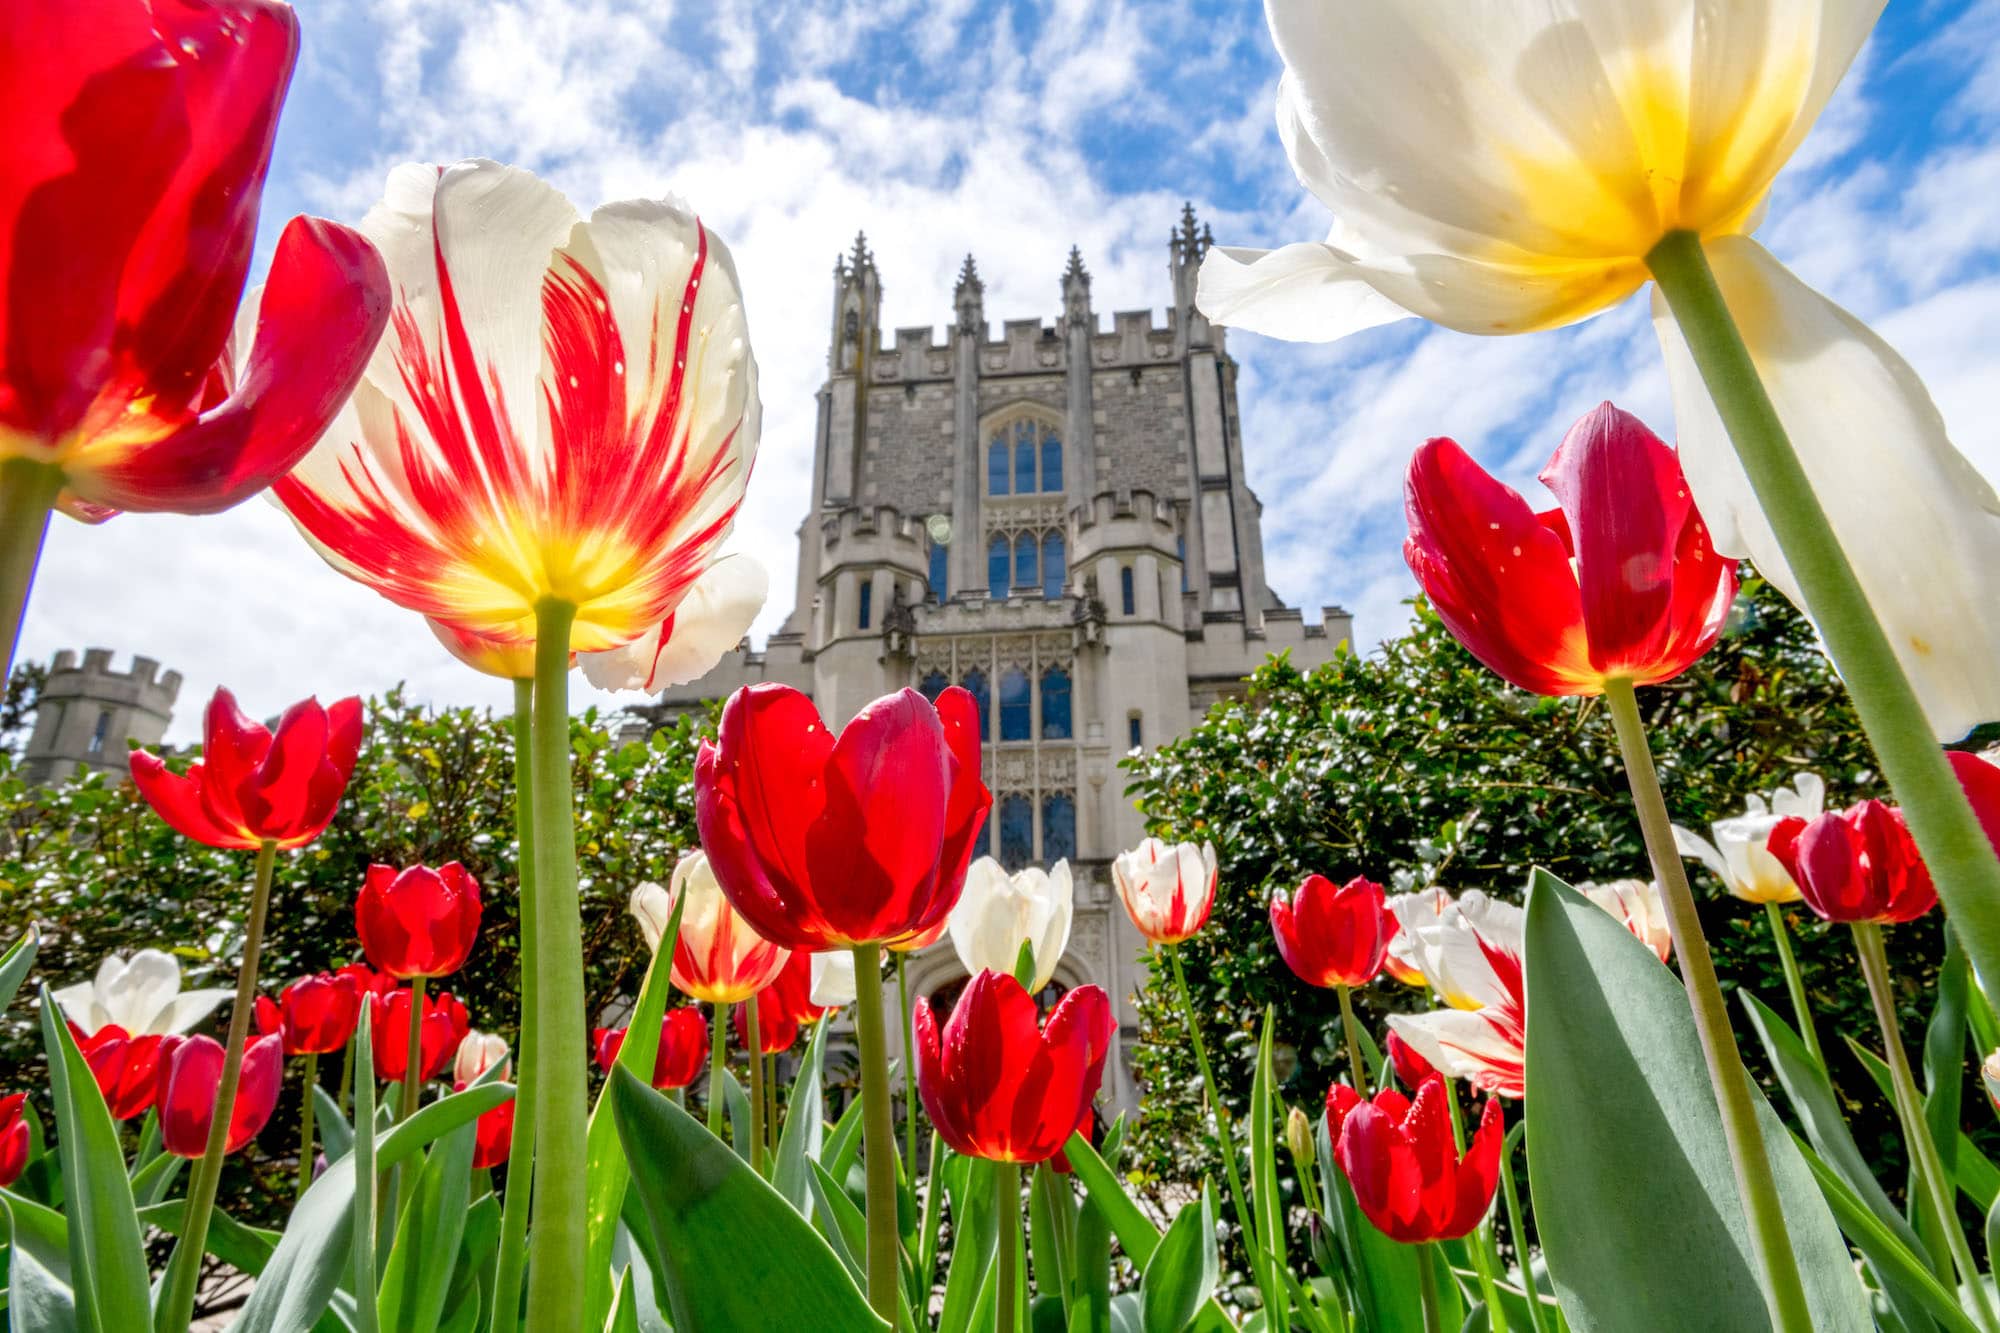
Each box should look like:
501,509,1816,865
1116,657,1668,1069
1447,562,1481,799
594,1008,709,1091
948,856,1075,993
53,949,229,1039
658,849,789,1005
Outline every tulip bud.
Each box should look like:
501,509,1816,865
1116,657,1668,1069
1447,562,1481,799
1285,1105,1315,1172
0,1095,28,1188
630,880,674,952
455,1030,510,1085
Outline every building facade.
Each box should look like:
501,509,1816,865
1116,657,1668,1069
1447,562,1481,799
22,649,182,785
660,209,1350,1109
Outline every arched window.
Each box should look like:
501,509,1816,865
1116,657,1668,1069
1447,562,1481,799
988,437,1009,495
1040,667,1071,740
857,580,872,630
1042,794,1076,864
1041,531,1065,598
1013,533,1037,592
988,535,1009,600
999,794,1033,870
1014,421,1036,493
918,671,948,701
1041,430,1062,492
928,539,948,605
1120,565,1136,615
962,667,991,741
999,668,1031,741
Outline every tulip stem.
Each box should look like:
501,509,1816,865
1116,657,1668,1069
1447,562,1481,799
0,458,61,682
155,837,278,1333
351,1008,381,1333
296,1051,319,1200
1603,676,1813,1333
1854,923,2000,1333
1764,902,1826,1070
996,1160,1022,1333
898,952,916,1179
401,977,427,1122
490,677,536,1333
708,1003,728,1137
1335,985,1369,1091
523,598,587,1330
1416,1242,1446,1333
1165,945,1262,1265
1499,1127,1551,1333
1647,229,2000,997
852,941,903,1321
1444,1090,1508,1333
747,994,766,1173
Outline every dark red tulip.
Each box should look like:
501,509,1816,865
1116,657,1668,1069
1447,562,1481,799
369,988,469,1085
455,1082,515,1170
1767,800,1936,925
0,1095,26,1186
155,1032,283,1157
72,1022,164,1120
1403,403,1736,697
915,971,1115,1164
734,951,831,1056
1269,874,1389,989
355,862,481,980
695,685,992,950
593,1008,710,1091
1385,1030,1438,1092
1328,1075,1502,1243
259,973,362,1055
0,0,390,522
130,689,363,849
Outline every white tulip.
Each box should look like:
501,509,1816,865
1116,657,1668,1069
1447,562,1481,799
52,949,231,1038
455,1030,510,1085
1578,879,1674,964
629,880,673,952
948,857,1074,992
810,950,856,1008
1672,773,1824,904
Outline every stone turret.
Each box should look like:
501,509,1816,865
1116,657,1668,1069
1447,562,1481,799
23,649,181,784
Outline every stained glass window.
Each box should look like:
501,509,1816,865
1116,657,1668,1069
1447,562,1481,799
962,667,990,741
999,794,1033,870
929,539,948,605
988,535,1009,600
1014,421,1036,493
857,580,872,630
1014,533,1037,592
1041,430,1062,492
1041,531,1065,598
1040,668,1071,740
1120,565,1136,615
1042,794,1076,864
988,437,1009,495
999,668,1031,741
918,671,948,701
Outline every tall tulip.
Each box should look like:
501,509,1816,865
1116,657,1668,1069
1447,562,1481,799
156,1032,282,1157
0,0,390,679
456,1030,511,1086
0,1095,26,1188
1111,838,1217,946
355,862,482,981
1577,880,1673,965
1383,887,1450,988
72,1024,165,1121
1271,873,1390,1085
949,857,1074,992
1327,1076,1502,1244
258,973,363,1056
1384,892,1528,1100
53,950,228,1037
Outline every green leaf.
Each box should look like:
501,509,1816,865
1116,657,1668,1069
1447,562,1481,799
376,1099,477,1333
1140,1180,1218,1333
1029,1161,1077,1314
36,988,149,1333
774,1019,829,1216
940,1155,997,1333
1522,870,1869,1332
437,1193,501,1333
1849,1042,2000,1210
4,1186,74,1290
719,1066,754,1159
607,1267,641,1333
1916,932,1969,1272
315,1085,354,1165
1249,1008,1288,1330
1795,1136,1973,1333
807,1158,869,1285
1061,1131,1233,1333
127,1148,184,1210
0,928,39,1014
610,1066,887,1332
6,1198,78,1333
134,1200,278,1275
1069,1154,1113,1333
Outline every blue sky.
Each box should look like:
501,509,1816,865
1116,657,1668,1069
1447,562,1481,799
20,0,2000,739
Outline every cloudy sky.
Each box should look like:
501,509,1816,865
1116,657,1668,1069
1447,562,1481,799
19,0,2000,740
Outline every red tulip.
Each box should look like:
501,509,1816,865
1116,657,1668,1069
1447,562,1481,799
1403,403,1737,696
1051,1105,1096,1177
259,973,362,1055
735,951,831,1056
1385,1030,1438,1092
1767,800,1936,925
155,1032,283,1157
1270,874,1389,989
593,1008,710,1091
915,971,1116,1164
0,0,389,522
455,1081,515,1170
0,1095,27,1186
72,1023,164,1120
130,689,363,850
355,862,482,980
1328,1076,1502,1243
696,685,991,951
369,988,469,1085
335,962,397,1002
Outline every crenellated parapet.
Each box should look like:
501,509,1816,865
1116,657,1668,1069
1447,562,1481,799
865,306,1196,383
24,648,182,784
818,503,931,574
1067,488,1182,564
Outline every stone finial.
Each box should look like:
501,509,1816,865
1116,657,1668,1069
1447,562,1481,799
849,230,874,272
953,254,985,337
1171,202,1210,267
1062,246,1092,327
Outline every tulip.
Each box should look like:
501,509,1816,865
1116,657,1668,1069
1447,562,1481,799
1327,1076,1502,1244
428,619,564,682
1672,775,1825,905
1383,887,1450,987
259,973,363,1055
1270,874,1388,989
52,949,229,1038
592,1008,709,1090
736,952,831,1057
456,1030,511,1086
656,850,789,1005
1383,892,1528,1100
72,1024,164,1120
0,1094,26,1187
949,857,1074,992
915,971,1115,1165
1385,1030,1436,1092
1404,404,1736,697
459,1082,516,1171
130,688,363,850
810,950,857,1008
1111,838,1217,946
369,988,470,1086
580,555,769,692
696,684,991,951
355,862,482,980
156,1032,283,1157
1577,880,1674,964
1766,802,1936,927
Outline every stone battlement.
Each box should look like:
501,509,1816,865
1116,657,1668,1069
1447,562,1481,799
44,648,183,703
865,306,1191,383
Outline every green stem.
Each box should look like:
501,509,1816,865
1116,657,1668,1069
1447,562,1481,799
898,952,916,1180
351,1009,380,1333
747,993,766,1173
852,941,902,1320
1165,945,1260,1260
1764,902,1826,1070
1647,229,2000,995
996,1160,1021,1333
1854,924,2000,1333
296,1051,319,1200
917,1128,947,1294
523,599,587,1329
0,458,61,681
338,1040,353,1117
708,1003,728,1137
1416,1242,1446,1333
155,838,278,1333
490,676,536,1333
1498,1127,1550,1333
1446,1088,1507,1333
401,976,427,1122
1603,677,1812,1333
1335,985,1369,1092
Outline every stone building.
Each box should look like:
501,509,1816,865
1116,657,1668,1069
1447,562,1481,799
22,649,182,785
660,209,1350,1110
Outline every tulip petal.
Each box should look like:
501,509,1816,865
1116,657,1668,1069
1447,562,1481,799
240,697,328,838
129,753,247,848
1194,241,1412,343
580,553,768,692
1654,236,2000,741
810,690,950,942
